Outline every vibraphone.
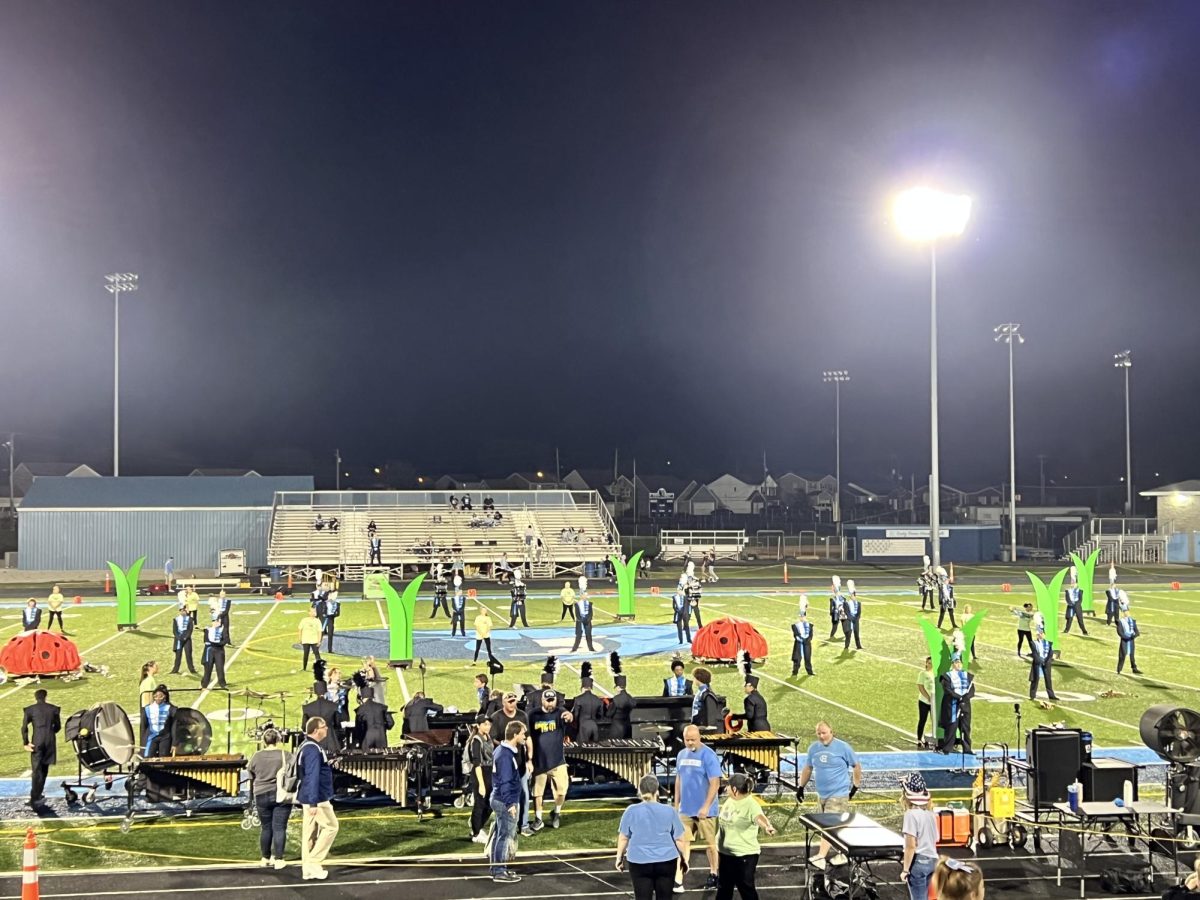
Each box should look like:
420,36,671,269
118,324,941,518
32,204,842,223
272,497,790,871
700,731,798,794
565,738,664,788
332,745,431,806
132,754,246,808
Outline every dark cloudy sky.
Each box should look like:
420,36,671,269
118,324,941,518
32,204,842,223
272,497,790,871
2,1,1198,490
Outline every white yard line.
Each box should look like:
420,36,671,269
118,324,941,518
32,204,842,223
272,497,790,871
194,602,279,709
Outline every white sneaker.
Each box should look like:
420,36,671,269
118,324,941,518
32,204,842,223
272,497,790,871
672,882,685,894
809,856,827,871
272,859,286,870
472,831,489,844
302,867,329,881
829,853,848,867
259,857,271,867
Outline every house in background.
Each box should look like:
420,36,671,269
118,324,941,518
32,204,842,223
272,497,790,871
189,468,261,477
706,474,765,515
676,481,719,516
12,463,102,501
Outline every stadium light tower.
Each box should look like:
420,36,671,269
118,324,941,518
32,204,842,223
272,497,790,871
103,273,139,477
994,324,1024,562
822,371,850,527
893,187,972,570
1114,350,1133,515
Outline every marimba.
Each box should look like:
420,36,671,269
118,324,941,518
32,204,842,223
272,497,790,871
135,753,245,803
566,738,664,788
332,746,428,805
700,731,797,791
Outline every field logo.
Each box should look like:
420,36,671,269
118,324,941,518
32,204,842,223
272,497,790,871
382,573,426,667
918,609,985,742
1026,567,1069,650
1069,547,1101,613
107,556,145,631
612,550,644,618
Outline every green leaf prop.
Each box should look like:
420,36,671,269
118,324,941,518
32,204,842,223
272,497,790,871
611,551,644,617
1069,547,1101,613
1026,567,1069,649
382,573,426,665
960,610,988,671
918,617,952,741
107,557,145,630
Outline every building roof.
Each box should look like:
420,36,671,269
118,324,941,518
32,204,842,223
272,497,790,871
189,468,262,477
20,475,315,510
1140,480,1200,497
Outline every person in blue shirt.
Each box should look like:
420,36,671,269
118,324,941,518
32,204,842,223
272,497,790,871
449,584,467,637
673,589,692,644
798,721,862,868
1063,584,1089,635
490,719,527,883
1028,627,1058,701
675,725,722,891
616,773,686,900
1115,609,1142,674
571,591,595,652
297,716,338,881
791,612,815,676
322,593,341,652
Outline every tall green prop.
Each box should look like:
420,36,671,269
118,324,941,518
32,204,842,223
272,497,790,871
612,551,643,618
918,611,986,743
107,557,145,631
1069,548,1101,613
1026,568,1069,650
382,574,426,667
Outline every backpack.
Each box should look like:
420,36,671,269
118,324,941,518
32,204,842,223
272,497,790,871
276,746,301,804
1098,867,1152,894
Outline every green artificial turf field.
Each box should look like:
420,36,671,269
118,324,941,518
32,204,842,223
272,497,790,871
3,563,1196,786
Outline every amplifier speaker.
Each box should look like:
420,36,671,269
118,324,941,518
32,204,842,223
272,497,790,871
1026,728,1082,806
1080,760,1138,802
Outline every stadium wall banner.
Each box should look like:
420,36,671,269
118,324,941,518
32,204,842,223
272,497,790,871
861,538,926,557
885,529,950,538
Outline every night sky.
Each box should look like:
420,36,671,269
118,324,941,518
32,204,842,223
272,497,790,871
3,1,1199,490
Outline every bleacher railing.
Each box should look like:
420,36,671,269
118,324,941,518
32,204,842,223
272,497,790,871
276,489,600,510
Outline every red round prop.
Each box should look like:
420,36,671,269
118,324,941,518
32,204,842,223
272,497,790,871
0,632,83,676
1001,583,1012,592
690,617,769,663
1172,581,1182,590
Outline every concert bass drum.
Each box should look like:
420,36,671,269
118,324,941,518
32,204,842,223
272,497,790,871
65,701,136,771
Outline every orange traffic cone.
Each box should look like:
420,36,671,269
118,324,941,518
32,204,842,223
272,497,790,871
783,562,789,585
22,827,39,900
287,570,293,590
949,562,955,584
104,572,112,594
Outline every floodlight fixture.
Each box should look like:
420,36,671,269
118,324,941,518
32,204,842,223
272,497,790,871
893,188,972,242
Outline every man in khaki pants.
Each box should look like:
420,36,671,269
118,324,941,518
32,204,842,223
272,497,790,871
296,717,339,881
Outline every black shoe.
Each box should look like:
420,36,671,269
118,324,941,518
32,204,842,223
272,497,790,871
1048,694,1059,701
704,874,720,889
492,872,521,883
1132,668,1143,674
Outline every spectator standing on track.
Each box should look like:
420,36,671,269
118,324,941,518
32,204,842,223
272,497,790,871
489,691,533,836
898,773,938,900
46,584,66,633
297,716,339,881
616,773,687,900
490,720,525,883
529,689,574,830
248,728,291,869
798,721,862,869
467,717,494,843
675,724,721,891
916,656,935,749
715,773,775,900
164,556,175,590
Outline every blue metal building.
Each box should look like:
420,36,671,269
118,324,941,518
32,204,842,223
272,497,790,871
844,524,1002,564
17,476,313,570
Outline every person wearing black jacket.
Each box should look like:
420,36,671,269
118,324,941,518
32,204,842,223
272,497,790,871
323,594,342,653
353,687,394,751
509,572,529,628
1063,585,1089,635
690,668,726,729
22,598,42,631
1116,609,1142,674
791,613,815,676
467,717,494,843
1104,585,1122,626
742,676,770,732
663,660,693,697
936,569,958,629
608,675,636,739
22,689,60,805
1029,628,1058,701
571,664,604,743
142,685,177,758
302,683,344,757
216,591,233,646
403,692,444,734
200,613,228,690
673,589,692,644
937,658,975,754
169,603,197,675
842,580,863,650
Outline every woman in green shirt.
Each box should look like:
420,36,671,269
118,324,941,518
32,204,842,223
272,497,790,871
716,773,775,900
916,657,935,749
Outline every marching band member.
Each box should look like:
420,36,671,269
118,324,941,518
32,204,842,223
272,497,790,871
571,579,595,652
686,574,704,629
1104,579,1121,625
607,653,636,738
1118,588,1131,615
571,662,603,742
740,653,770,731
690,667,725,728
1010,602,1035,658
828,575,845,640
299,607,324,670
141,685,176,758
430,569,450,619
169,601,198,675
936,567,957,629
450,580,467,637
508,569,529,628
673,585,692,645
353,686,394,751
201,610,229,689
1116,608,1143,674
323,591,341,652
703,550,719,583
1063,580,1089,635
791,612,815,677
1028,627,1057,701
919,555,935,611
22,598,42,632
663,659,693,697
798,592,809,617
937,656,974,755
842,579,863,650
302,681,343,756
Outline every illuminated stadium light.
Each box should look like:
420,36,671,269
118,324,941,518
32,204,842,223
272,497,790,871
1114,350,1133,514
104,272,139,477
893,188,972,242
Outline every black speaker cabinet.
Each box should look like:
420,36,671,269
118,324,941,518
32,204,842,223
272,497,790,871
1080,758,1138,802
1026,728,1083,806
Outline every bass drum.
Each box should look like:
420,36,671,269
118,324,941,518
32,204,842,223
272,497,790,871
171,707,214,756
66,702,135,771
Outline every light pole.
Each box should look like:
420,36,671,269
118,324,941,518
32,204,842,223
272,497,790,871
893,187,972,570
822,370,850,527
335,448,342,491
1114,350,1132,515
103,273,139,477
994,323,1024,562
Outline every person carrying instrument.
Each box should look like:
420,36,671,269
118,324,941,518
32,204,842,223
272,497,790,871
936,567,957,630
937,656,974,755
508,569,529,628
353,686,394,751
740,653,770,732
608,653,636,739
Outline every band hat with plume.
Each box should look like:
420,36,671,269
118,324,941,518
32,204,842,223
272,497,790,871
738,649,758,686
831,574,842,591
846,579,856,594
580,660,593,688
542,655,558,684
609,652,623,675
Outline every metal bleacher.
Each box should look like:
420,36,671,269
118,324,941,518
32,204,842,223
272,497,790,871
267,489,620,581
1062,516,1167,565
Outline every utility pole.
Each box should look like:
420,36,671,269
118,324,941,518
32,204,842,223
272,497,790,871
555,447,561,484
335,448,342,490
3,434,14,517
1037,454,1048,505
1114,351,1133,516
